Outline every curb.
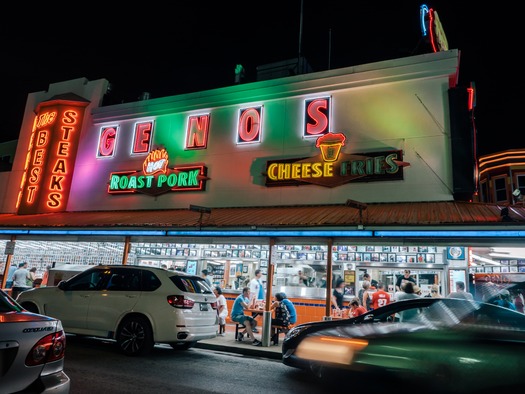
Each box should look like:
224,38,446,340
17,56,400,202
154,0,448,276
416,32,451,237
194,341,283,361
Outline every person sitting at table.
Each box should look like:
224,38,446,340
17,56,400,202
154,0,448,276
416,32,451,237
270,292,296,345
349,297,367,318
230,287,262,346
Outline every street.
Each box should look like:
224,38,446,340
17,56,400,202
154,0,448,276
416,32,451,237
63,335,343,394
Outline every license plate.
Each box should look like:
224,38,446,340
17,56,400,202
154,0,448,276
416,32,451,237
200,303,208,311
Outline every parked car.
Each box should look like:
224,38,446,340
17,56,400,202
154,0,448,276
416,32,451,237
16,265,218,356
0,289,70,393
282,297,525,393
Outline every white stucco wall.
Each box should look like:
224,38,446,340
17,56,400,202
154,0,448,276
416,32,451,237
3,50,460,213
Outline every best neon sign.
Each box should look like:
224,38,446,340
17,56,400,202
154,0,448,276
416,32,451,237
17,99,87,214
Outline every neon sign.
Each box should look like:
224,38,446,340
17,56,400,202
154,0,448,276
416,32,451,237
265,132,410,188
17,99,87,214
107,148,209,196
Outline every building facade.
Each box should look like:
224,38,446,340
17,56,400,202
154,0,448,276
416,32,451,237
1,50,524,322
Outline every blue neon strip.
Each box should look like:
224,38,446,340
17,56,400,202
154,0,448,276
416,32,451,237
26,230,167,236
1,229,523,238
166,230,374,237
0,229,30,235
374,230,525,237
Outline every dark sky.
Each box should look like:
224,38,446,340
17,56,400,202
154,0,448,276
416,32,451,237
3,2,512,156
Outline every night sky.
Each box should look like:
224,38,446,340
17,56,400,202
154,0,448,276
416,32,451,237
3,2,512,156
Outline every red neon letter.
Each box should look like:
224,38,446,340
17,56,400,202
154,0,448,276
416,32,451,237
186,115,210,149
133,122,152,153
305,98,329,136
99,127,117,157
238,107,261,143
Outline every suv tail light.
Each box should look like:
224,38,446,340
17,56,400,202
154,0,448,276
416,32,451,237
25,330,66,366
167,295,195,309
211,301,218,310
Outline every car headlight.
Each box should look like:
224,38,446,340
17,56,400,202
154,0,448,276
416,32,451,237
295,336,368,365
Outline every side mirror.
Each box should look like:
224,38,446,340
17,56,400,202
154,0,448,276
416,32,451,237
57,281,67,290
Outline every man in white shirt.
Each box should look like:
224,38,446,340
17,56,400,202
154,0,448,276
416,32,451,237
11,262,31,299
249,269,264,303
447,281,474,300
249,269,265,332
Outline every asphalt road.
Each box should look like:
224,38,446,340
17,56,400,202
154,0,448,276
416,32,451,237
63,335,346,394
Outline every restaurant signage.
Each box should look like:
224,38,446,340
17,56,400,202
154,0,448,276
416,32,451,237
265,132,410,187
107,149,209,196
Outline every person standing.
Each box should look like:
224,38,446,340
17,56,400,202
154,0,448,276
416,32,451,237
395,282,420,321
41,265,52,287
230,287,261,346
395,269,416,292
249,269,265,304
371,282,391,310
426,284,442,298
331,278,346,315
11,262,31,299
297,270,309,286
512,289,524,313
201,269,212,286
492,289,517,310
447,281,474,300
27,267,37,287
213,286,228,336
359,280,373,310
363,272,378,289
5,263,17,288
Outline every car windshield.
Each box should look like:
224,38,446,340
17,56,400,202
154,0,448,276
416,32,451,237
368,299,525,330
0,290,23,312
171,275,213,294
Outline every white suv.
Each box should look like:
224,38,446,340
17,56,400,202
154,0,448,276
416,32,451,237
16,265,218,356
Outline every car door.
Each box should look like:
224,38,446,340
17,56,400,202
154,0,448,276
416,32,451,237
85,267,141,334
44,268,105,331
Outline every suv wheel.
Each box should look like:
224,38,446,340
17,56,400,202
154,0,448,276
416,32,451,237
116,315,154,356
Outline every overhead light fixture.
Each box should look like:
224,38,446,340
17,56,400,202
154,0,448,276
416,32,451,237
471,253,500,265
513,188,523,203
189,205,211,230
345,199,368,210
346,199,368,225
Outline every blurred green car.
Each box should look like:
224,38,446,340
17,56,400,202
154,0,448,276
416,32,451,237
282,297,525,393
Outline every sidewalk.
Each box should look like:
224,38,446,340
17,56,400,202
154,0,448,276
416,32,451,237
194,323,283,360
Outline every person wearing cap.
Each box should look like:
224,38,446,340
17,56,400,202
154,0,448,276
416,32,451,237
492,289,517,310
395,269,416,292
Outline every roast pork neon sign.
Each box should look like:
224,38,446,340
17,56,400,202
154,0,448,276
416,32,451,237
107,148,209,196
265,132,410,188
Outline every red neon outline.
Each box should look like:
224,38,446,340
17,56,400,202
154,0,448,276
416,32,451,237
238,107,261,143
186,115,210,149
133,122,153,153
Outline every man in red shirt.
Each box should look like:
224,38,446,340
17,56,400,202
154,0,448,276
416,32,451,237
371,282,391,310
349,298,367,317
